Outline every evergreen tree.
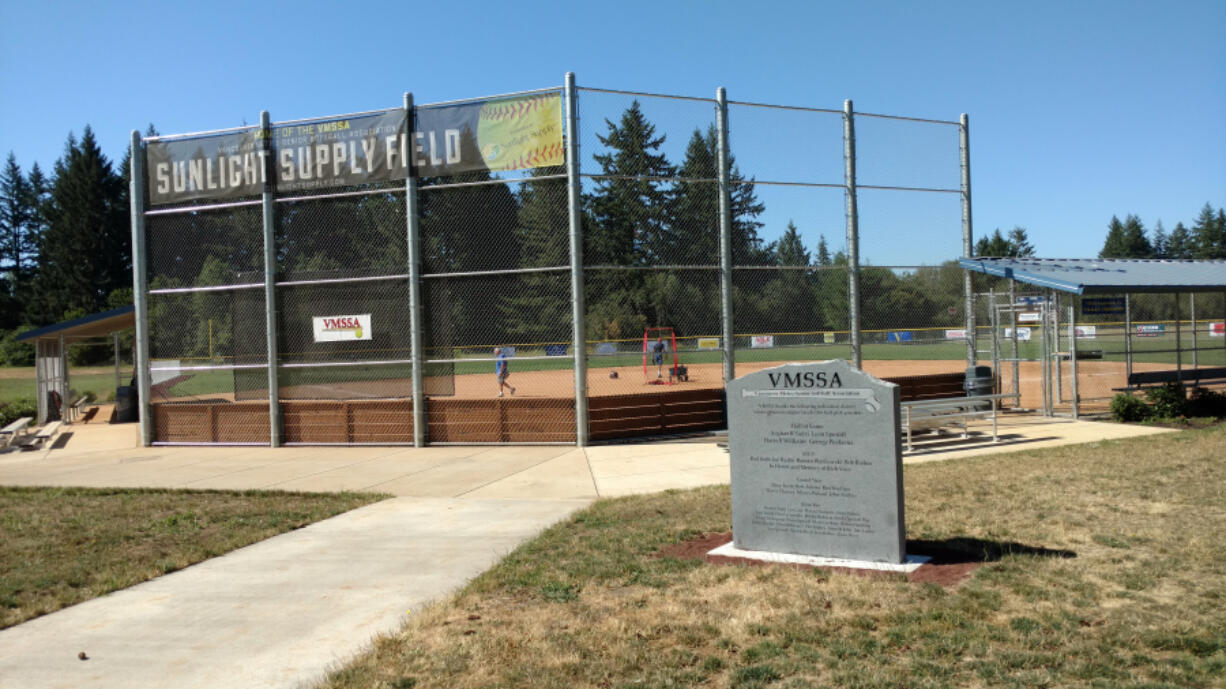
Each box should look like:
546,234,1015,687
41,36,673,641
1006,227,1035,257
1190,202,1224,259
666,126,765,265
33,127,130,321
816,235,831,266
775,220,809,266
1098,216,1126,258
1167,222,1193,259
0,153,35,278
975,227,1033,257
587,101,673,267
1150,220,1168,258
1100,214,1151,258
500,170,572,343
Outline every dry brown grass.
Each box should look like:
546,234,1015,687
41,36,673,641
0,487,383,628
323,425,1226,689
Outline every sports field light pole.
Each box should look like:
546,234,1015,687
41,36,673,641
564,72,589,446
129,130,153,445
843,100,862,369
959,113,975,370
404,93,426,447
716,87,735,383
260,110,282,447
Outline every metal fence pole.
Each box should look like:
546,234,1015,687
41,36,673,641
564,72,589,446
716,87,735,383
404,93,426,447
128,130,153,446
260,110,282,447
960,113,975,369
1174,292,1182,383
1009,280,1020,406
1069,299,1079,419
1040,292,1050,415
1125,293,1133,382
1190,293,1198,371
1054,292,1063,403
843,100,862,369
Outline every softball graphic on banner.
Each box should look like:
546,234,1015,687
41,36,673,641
313,314,373,342
476,94,564,171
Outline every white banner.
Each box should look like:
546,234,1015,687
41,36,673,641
312,314,372,342
1211,322,1225,338
944,329,967,340
1004,327,1032,342
1017,312,1041,324
1075,325,1097,339
750,335,775,349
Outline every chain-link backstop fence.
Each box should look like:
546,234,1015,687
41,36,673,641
128,77,1019,446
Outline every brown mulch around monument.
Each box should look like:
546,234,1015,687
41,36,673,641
655,532,982,587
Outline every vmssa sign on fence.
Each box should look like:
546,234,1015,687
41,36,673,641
146,93,563,205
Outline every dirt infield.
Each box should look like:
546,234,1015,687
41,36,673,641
456,358,1168,412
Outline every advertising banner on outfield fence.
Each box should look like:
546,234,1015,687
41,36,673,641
544,344,568,356
822,332,836,344
1017,312,1041,324
944,329,967,340
1210,322,1224,337
1075,325,1097,339
697,338,720,350
1004,327,1032,341
594,342,618,355
1136,324,1166,337
146,93,563,205
887,331,913,343
415,93,563,177
751,335,775,348
313,314,372,342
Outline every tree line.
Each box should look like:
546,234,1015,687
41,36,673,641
1,126,142,365
1098,206,1225,259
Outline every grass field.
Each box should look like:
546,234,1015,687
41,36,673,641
0,487,384,629
322,424,1226,689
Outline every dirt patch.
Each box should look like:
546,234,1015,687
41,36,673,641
656,532,982,587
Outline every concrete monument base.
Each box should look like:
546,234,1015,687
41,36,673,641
708,542,930,573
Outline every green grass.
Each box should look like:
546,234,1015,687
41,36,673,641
0,486,384,628
322,424,1226,689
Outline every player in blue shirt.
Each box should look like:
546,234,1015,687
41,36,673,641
495,347,515,397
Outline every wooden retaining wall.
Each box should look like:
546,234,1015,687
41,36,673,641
151,372,974,444
589,388,726,441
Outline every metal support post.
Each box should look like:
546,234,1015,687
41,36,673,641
1125,294,1133,382
260,111,282,447
1054,293,1063,403
1039,291,1051,415
843,100,862,369
1190,293,1198,371
113,332,121,391
129,130,154,446
959,113,975,369
1174,293,1182,383
989,288,998,381
1069,300,1079,419
564,73,589,446
404,93,427,447
716,87,735,383
1009,280,1020,406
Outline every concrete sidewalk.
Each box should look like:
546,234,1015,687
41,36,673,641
0,414,1173,689
0,497,588,689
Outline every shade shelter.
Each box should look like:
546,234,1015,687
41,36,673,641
16,305,135,424
959,258,1226,417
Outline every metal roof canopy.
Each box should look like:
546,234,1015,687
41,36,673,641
958,258,1226,295
17,305,135,342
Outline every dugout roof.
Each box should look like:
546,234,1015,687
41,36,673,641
958,257,1226,295
17,305,135,342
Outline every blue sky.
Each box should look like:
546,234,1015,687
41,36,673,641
2,0,1223,266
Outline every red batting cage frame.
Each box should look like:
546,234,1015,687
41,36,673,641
643,327,679,383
